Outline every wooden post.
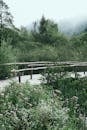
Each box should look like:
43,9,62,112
30,66,33,79
18,72,21,83
75,71,77,78
84,71,85,75
74,67,78,78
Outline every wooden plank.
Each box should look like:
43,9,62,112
0,61,54,66
18,72,21,83
11,63,87,73
27,63,56,67
11,66,47,73
0,61,81,66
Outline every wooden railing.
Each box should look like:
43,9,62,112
0,61,87,83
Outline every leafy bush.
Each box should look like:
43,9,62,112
0,41,16,79
0,82,72,130
44,69,87,118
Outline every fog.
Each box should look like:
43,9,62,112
59,16,87,35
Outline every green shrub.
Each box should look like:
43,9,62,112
44,70,87,116
0,41,16,79
0,82,71,130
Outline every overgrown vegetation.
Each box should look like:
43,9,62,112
43,69,87,129
0,41,16,79
44,70,87,114
0,82,86,130
0,0,87,129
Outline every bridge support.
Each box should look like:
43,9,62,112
30,66,33,79
75,71,78,78
18,72,21,83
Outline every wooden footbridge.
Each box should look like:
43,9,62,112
0,61,87,83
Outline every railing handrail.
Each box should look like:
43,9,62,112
1,61,87,83
1,61,87,66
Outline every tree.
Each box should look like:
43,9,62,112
0,0,13,43
32,16,59,45
0,0,13,27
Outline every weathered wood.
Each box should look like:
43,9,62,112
0,61,86,83
28,63,55,67
1,61,87,82
11,66,47,73
11,64,87,73
18,72,21,83
0,61,54,66
30,66,33,79
0,61,81,66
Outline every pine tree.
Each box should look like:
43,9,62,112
0,0,13,43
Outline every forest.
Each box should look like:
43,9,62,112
0,0,87,130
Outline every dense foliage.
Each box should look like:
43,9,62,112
0,82,86,130
0,82,68,130
0,1,87,129
43,69,87,129
0,41,16,79
44,71,87,112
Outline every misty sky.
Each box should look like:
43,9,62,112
4,0,87,27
